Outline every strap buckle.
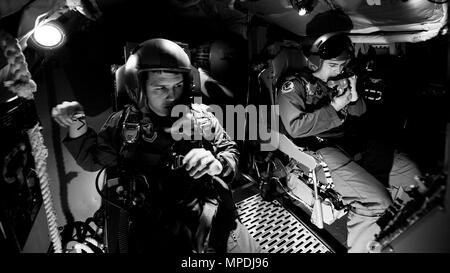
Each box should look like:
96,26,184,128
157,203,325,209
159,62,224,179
122,107,141,144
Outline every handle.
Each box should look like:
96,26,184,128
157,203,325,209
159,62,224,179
311,170,324,229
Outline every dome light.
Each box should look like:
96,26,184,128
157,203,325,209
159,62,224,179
291,0,314,16
32,23,65,49
298,8,307,16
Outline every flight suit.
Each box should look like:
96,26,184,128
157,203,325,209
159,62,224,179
277,69,393,253
63,103,261,253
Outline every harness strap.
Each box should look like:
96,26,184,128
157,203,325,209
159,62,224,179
299,151,335,190
193,198,219,253
308,160,334,190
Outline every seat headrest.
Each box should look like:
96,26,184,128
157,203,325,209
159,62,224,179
258,45,306,105
272,46,306,81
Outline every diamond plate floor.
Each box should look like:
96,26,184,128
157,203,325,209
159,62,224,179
236,194,332,253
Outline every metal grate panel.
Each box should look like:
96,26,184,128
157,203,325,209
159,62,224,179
237,194,331,253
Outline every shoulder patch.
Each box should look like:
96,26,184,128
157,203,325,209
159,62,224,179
305,82,316,95
281,80,295,94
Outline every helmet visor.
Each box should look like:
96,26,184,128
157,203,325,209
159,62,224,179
318,34,354,60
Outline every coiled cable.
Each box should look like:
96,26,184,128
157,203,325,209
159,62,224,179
95,167,129,212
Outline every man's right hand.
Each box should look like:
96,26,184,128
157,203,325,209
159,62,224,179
52,101,87,138
330,88,352,112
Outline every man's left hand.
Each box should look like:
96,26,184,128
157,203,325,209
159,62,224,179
349,75,358,102
183,148,223,179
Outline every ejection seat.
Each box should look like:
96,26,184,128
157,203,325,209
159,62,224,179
254,41,347,229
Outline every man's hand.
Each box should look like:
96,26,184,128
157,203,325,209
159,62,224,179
164,112,197,140
164,111,212,140
51,101,84,127
330,88,352,112
51,101,87,138
182,148,223,179
348,75,358,102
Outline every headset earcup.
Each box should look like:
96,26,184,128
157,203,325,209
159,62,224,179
306,54,321,71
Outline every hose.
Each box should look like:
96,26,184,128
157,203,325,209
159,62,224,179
95,167,129,212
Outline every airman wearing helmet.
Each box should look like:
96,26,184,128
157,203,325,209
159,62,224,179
51,38,262,253
278,32,421,253
278,32,391,253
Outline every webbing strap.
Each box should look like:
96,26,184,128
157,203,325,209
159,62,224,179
194,198,219,253
308,160,334,190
